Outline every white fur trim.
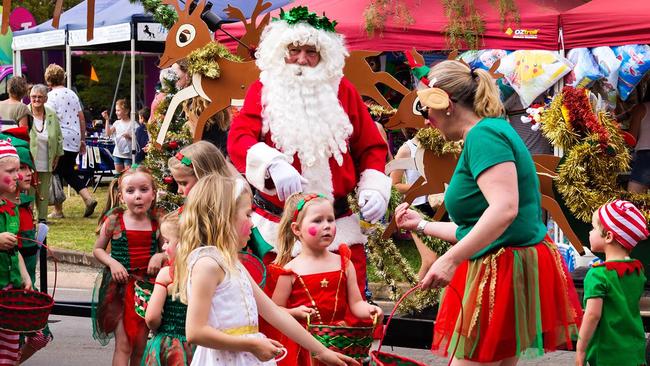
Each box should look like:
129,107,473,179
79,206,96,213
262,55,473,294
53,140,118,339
252,212,367,255
358,169,391,204
245,143,289,194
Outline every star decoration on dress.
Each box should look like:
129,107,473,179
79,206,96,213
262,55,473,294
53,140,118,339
320,278,329,288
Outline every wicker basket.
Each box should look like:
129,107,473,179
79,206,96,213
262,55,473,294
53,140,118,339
134,280,154,319
0,289,54,333
370,285,427,366
308,314,376,361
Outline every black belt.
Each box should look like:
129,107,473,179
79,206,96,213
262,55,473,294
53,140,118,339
253,192,350,219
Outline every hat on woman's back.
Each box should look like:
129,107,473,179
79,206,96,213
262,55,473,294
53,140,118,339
598,199,649,250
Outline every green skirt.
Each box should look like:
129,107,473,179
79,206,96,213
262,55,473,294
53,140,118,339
142,332,194,366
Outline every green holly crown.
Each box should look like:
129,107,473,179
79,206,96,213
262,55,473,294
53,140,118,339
275,6,337,32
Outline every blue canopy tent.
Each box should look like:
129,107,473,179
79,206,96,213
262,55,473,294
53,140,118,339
11,0,290,120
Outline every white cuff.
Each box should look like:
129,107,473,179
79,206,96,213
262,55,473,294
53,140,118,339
245,143,289,194
358,169,391,204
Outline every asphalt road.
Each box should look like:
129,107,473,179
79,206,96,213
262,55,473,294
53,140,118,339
21,263,575,365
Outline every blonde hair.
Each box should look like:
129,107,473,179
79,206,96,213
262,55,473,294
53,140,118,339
44,64,65,86
96,166,158,235
160,211,180,240
428,60,504,118
168,141,231,180
171,175,252,303
274,193,331,267
115,99,130,114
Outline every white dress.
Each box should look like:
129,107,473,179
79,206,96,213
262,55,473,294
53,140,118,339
188,246,277,366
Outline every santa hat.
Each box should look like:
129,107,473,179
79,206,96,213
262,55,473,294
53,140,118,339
598,199,649,250
255,6,347,78
0,139,18,160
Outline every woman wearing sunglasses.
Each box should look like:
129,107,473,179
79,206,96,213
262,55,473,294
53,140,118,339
395,61,582,365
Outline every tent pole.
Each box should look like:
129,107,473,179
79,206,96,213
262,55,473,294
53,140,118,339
65,43,71,89
130,36,136,161
110,54,127,120
13,50,21,76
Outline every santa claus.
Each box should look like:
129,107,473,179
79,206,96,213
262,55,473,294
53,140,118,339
227,7,391,293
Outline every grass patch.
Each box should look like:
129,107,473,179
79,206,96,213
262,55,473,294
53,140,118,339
46,186,108,253
47,186,424,278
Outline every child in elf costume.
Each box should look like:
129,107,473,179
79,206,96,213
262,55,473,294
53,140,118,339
0,139,32,366
0,130,53,362
576,200,649,366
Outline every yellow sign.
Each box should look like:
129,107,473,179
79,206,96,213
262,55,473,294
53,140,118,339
506,28,539,39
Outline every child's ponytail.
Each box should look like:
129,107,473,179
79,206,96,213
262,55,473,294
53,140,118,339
274,193,306,267
95,178,121,235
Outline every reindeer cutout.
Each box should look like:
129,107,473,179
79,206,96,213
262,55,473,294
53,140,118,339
156,0,261,144
225,0,272,60
343,51,410,109
533,154,585,254
49,0,95,40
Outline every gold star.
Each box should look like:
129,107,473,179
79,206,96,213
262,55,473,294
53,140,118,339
320,278,329,288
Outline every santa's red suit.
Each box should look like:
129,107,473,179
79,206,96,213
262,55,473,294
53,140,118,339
228,77,390,294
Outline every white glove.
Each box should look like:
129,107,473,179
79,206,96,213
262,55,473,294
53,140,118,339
267,160,308,201
358,190,387,223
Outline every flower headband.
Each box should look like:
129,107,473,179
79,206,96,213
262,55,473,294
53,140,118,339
293,193,326,222
175,152,192,167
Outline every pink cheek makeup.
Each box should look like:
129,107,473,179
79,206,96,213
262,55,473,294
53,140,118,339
2,176,12,186
17,174,23,181
307,225,318,236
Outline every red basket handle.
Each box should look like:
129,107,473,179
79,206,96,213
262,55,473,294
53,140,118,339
376,284,422,352
18,236,58,299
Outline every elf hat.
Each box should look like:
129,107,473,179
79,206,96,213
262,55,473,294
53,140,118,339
598,199,649,250
0,139,18,160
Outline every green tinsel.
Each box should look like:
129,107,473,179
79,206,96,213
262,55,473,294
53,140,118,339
276,6,338,33
187,43,242,79
414,128,463,155
131,0,178,29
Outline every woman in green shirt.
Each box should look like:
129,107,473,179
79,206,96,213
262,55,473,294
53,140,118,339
395,60,582,365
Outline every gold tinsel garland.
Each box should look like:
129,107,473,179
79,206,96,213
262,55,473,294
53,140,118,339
367,104,396,118
540,90,639,223
415,127,463,155
186,42,242,79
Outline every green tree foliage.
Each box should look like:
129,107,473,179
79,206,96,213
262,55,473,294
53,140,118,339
75,53,142,113
12,0,84,25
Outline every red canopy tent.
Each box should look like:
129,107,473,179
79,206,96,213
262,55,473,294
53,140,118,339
562,0,650,49
217,0,583,51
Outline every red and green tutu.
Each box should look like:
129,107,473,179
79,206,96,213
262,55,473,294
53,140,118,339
432,237,583,362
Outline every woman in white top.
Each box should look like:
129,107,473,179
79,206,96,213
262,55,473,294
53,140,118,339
102,99,134,173
627,102,650,193
44,63,97,219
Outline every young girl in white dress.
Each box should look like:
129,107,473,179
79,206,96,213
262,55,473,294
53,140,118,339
170,174,359,366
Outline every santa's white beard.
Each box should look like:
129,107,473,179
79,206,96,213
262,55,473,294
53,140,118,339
260,63,353,169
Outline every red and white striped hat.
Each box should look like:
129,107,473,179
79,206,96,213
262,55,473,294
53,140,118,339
598,199,649,250
0,139,18,160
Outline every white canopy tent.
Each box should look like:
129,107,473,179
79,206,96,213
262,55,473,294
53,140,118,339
11,0,169,122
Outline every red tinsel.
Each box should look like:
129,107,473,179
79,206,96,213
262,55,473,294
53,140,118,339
562,86,610,151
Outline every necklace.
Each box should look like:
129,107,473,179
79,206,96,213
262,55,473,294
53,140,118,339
32,110,46,133
295,267,345,324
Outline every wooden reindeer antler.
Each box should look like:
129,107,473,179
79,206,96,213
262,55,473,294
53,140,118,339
343,50,410,109
1,0,9,35
52,0,64,28
87,0,95,41
225,0,272,60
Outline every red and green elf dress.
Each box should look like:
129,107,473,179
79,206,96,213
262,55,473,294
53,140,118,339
91,209,159,347
0,198,22,365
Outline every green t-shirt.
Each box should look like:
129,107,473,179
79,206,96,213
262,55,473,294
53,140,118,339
444,118,547,259
583,260,646,366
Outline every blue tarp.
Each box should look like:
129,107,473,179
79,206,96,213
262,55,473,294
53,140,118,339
15,0,292,36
